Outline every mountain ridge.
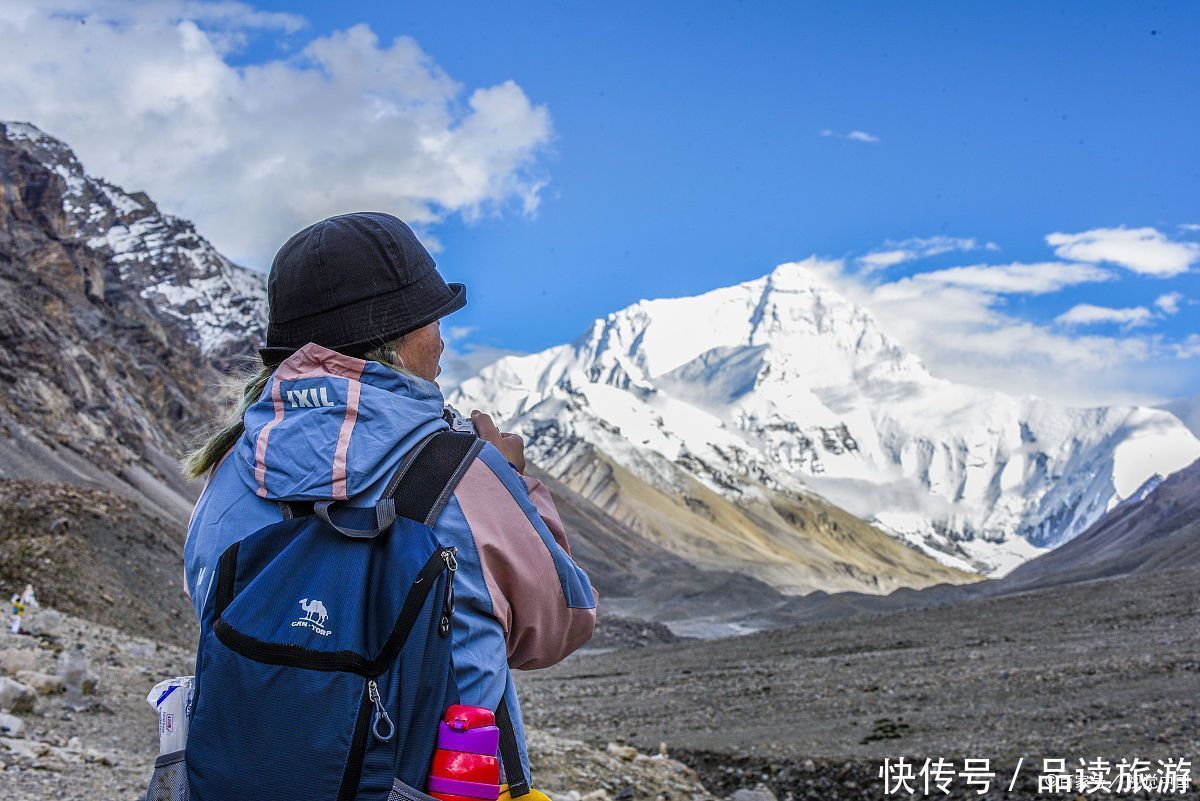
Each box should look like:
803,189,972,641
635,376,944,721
453,259,1200,576
0,121,255,518
2,121,265,362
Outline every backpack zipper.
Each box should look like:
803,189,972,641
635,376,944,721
328,544,450,800
336,684,375,801
439,547,457,637
368,679,395,742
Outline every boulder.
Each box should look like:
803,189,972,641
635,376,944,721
605,742,639,761
0,736,50,760
0,712,24,736
0,648,40,676
0,676,36,714
15,670,64,695
730,787,778,801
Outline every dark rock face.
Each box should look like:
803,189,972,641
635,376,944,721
0,122,265,520
0,122,272,641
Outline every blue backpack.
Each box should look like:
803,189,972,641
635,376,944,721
145,431,524,801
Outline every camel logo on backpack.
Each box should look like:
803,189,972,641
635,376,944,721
293,598,332,636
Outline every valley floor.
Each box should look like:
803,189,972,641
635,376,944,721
519,566,1200,799
1,567,1196,800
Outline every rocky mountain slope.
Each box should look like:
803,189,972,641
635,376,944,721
530,439,972,598
529,466,930,638
452,261,1200,576
0,122,265,520
528,467,788,628
0,480,195,647
1,122,265,362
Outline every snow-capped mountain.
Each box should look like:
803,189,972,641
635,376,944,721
453,260,1200,576
2,122,265,359
1002,455,1200,586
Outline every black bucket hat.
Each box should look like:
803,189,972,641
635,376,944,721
258,212,466,363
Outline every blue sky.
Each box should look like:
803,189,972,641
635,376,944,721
2,1,1197,404
253,1,1200,400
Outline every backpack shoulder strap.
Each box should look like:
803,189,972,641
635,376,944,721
386,430,484,526
496,696,531,797
279,430,483,536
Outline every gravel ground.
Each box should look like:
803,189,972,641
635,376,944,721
2,567,1196,800
518,567,1200,799
0,607,193,800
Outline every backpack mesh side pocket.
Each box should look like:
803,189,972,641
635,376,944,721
389,778,440,801
144,750,190,801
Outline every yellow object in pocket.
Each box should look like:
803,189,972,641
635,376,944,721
498,784,554,801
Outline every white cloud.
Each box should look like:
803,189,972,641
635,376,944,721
0,0,305,32
1048,292,1187,333
845,130,879,143
857,250,909,270
438,342,520,394
443,325,477,343
435,324,519,393
859,235,998,271
820,128,880,143
0,1,554,268
1155,292,1183,315
804,257,1197,406
1175,335,1200,359
1054,304,1155,330
910,261,1111,294
1046,227,1199,277
1179,223,1200,233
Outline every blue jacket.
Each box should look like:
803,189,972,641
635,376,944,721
183,343,597,784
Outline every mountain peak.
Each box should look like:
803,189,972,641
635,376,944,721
764,257,835,288
2,121,65,152
454,260,1200,577
1,121,265,359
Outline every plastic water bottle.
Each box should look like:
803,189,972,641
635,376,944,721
61,647,89,711
427,705,501,801
147,676,194,754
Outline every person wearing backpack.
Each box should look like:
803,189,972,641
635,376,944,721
177,212,596,801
